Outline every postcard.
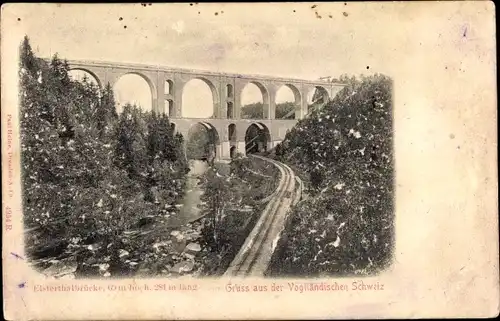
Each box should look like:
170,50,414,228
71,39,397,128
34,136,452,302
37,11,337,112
2,2,498,319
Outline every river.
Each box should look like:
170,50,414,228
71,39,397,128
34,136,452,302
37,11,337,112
165,160,208,227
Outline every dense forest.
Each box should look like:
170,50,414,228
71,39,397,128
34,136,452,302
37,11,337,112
269,74,394,276
20,36,189,276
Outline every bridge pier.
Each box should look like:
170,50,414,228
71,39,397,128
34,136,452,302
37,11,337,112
267,86,277,120
215,144,223,161
221,141,231,159
221,140,248,160
237,141,246,157
171,77,185,118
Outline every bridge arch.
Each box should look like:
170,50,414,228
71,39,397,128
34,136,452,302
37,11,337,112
165,79,173,95
181,77,219,119
245,122,271,155
228,123,237,143
307,86,329,114
227,101,234,119
186,121,221,162
113,72,157,112
275,84,301,120
198,121,220,141
166,99,174,116
226,84,234,98
240,81,270,119
68,68,102,89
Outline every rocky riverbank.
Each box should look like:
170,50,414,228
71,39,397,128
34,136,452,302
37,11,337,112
33,220,206,279
134,222,205,277
31,159,277,279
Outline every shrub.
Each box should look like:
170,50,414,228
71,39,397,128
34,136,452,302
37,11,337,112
269,74,394,276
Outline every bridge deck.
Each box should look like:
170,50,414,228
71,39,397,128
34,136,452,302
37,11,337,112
47,58,345,87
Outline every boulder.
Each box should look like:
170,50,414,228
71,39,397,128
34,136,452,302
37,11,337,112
185,231,201,241
152,241,173,253
86,242,103,252
169,261,194,274
118,249,129,259
173,239,186,253
43,257,77,278
182,253,195,260
98,263,110,273
184,242,201,255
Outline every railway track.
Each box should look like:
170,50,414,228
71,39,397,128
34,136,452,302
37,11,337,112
224,155,299,277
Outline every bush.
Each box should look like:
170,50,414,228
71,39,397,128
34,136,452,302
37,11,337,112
269,74,394,277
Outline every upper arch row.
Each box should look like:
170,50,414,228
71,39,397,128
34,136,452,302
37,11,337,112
68,65,338,120
69,67,331,98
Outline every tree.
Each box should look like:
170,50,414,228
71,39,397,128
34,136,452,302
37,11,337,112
19,36,63,229
241,102,264,119
199,164,250,256
241,101,303,120
186,124,211,160
95,83,118,141
275,102,295,119
114,104,148,181
143,111,188,204
199,167,230,252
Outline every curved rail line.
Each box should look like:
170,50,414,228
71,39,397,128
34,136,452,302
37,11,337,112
224,155,299,277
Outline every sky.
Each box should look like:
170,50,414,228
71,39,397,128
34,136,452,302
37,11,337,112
4,2,495,118
2,5,497,299
6,3,396,117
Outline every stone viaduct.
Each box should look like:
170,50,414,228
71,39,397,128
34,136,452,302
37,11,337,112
62,59,346,160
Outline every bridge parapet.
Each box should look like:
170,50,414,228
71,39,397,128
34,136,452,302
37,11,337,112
60,59,345,87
